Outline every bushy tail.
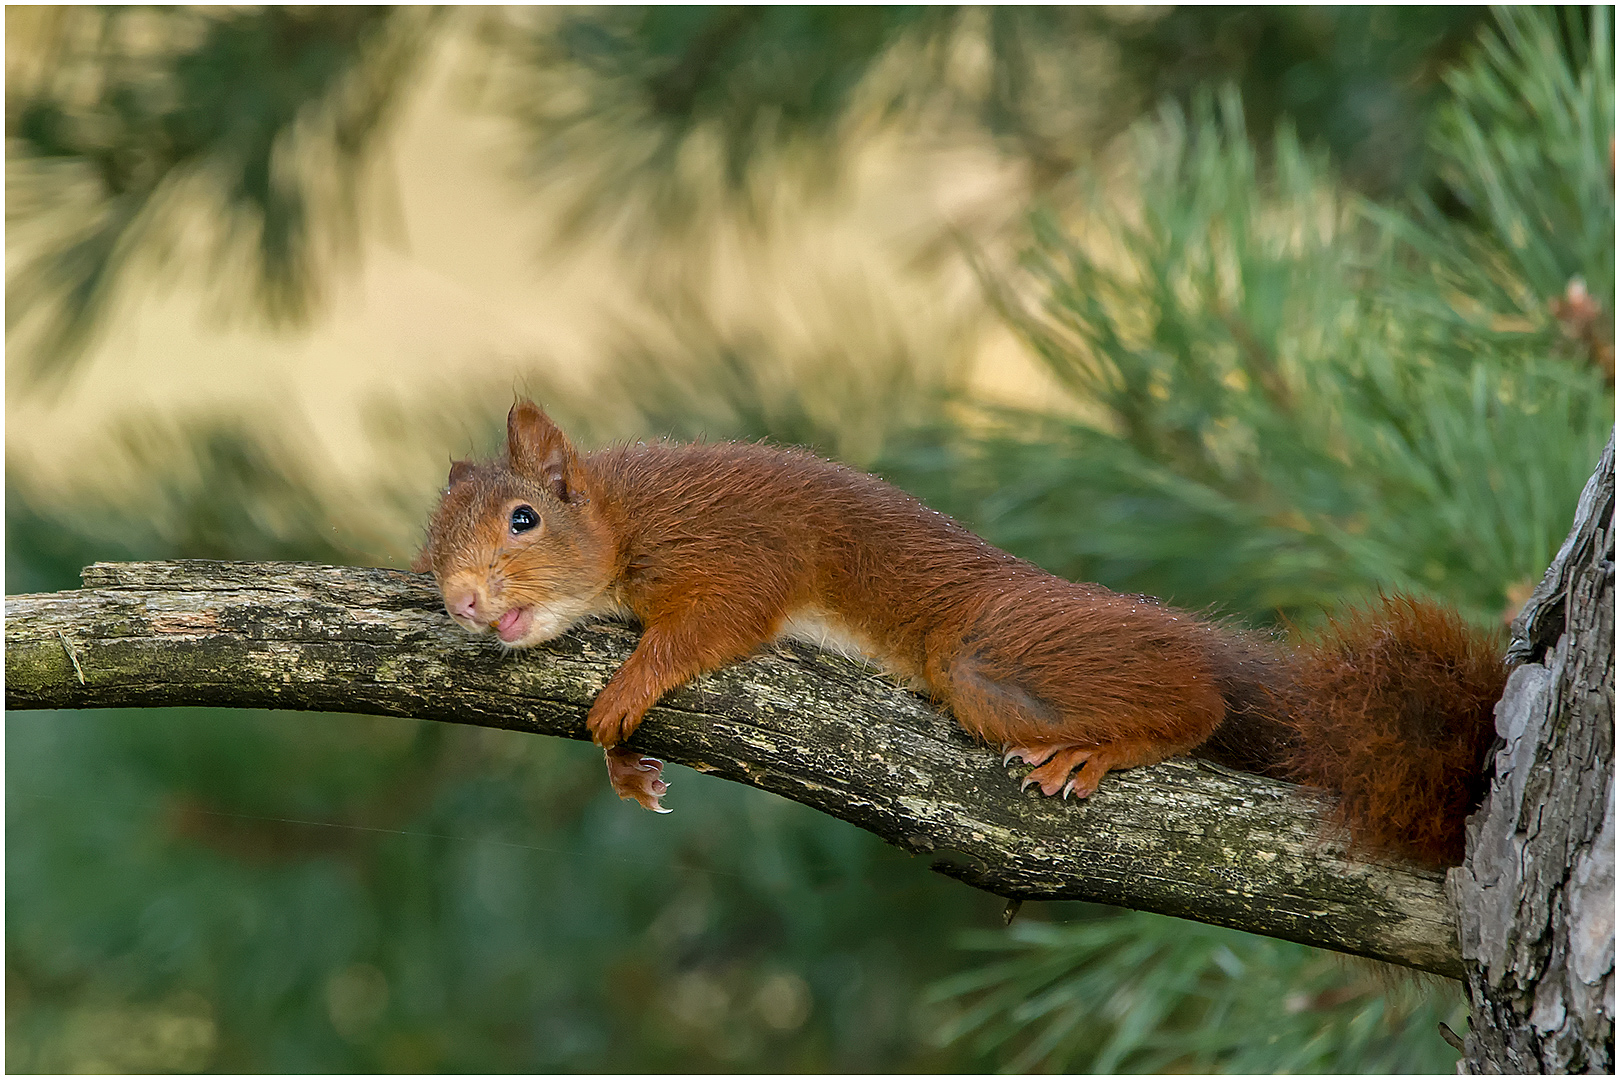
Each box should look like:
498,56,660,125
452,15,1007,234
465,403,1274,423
1279,594,1508,866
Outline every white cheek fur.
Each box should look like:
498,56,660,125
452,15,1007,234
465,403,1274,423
502,593,634,649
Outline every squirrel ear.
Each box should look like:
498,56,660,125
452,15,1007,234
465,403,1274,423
507,400,582,503
446,459,475,487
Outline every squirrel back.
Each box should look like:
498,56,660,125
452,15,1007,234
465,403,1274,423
419,401,1508,864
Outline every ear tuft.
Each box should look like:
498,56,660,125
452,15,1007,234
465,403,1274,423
507,399,581,503
447,459,475,487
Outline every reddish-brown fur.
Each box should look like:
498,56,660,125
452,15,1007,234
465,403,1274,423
418,402,1508,865
1276,595,1506,866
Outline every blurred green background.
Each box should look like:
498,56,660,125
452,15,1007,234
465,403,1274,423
6,6,1612,1072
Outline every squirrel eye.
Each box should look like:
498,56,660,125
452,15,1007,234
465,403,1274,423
509,505,540,535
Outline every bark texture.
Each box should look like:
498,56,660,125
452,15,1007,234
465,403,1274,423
5,560,1463,976
1449,432,1615,1073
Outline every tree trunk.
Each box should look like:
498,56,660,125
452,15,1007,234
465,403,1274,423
1449,432,1615,1073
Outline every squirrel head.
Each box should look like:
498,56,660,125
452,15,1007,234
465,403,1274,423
415,401,616,648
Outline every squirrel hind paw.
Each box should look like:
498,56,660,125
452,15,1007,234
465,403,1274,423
604,746,672,813
1006,742,1160,800
1009,739,1181,800
1014,745,1101,797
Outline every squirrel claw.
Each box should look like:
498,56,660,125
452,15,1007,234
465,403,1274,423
604,746,672,813
1012,745,1106,800
1004,743,1062,768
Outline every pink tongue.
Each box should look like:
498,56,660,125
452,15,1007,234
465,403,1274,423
496,609,524,638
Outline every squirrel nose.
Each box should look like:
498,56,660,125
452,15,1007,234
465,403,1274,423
447,591,479,622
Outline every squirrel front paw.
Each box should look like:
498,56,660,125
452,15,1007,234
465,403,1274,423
586,682,652,748
604,746,671,813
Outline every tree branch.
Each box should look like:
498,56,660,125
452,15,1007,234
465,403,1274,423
6,560,1460,977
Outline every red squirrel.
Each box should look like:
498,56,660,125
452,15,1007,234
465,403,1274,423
415,401,1507,866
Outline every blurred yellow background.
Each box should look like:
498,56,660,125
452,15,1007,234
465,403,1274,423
7,14,1055,567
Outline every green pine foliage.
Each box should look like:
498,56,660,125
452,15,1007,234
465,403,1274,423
881,12,1611,628
929,912,1467,1073
8,706,999,1072
1396,6,1614,329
